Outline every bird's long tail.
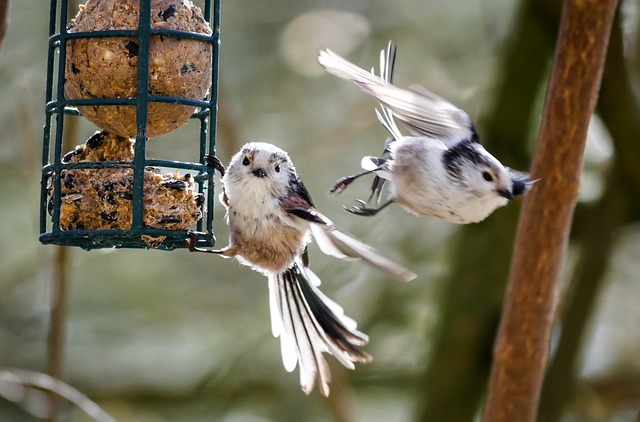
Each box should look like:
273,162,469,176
268,260,372,397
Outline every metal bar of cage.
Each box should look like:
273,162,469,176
40,0,221,251
131,0,152,234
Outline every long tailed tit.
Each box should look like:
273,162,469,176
190,142,416,396
318,42,534,224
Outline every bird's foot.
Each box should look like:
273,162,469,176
344,199,381,217
329,175,358,195
185,231,224,254
204,154,225,177
329,169,375,195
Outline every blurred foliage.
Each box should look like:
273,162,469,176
0,0,639,421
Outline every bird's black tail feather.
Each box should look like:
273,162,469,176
268,260,371,397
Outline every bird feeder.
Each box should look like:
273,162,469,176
39,0,221,250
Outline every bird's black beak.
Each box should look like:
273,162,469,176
498,189,514,200
512,179,527,197
253,168,266,178
506,168,535,197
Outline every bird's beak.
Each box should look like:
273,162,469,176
252,168,266,178
498,189,514,200
512,179,527,197
506,168,536,197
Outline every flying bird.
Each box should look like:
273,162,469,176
318,42,534,224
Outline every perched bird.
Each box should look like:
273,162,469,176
190,142,416,397
318,42,534,224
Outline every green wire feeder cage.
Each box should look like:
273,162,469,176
40,0,221,250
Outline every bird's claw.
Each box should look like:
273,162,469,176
329,169,375,196
185,231,223,254
185,231,202,252
329,176,354,195
204,154,225,177
344,199,379,217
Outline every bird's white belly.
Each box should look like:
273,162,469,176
389,140,509,224
226,189,308,273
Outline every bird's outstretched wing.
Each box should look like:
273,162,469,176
318,43,477,145
269,259,371,396
309,222,416,282
282,198,416,282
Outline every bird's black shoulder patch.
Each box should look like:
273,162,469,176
287,208,324,224
442,139,492,179
289,176,315,208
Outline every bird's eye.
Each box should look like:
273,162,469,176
242,156,250,166
274,164,280,173
482,171,494,182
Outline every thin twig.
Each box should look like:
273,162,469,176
0,368,116,422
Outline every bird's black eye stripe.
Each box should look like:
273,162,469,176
242,156,250,166
275,164,280,173
482,171,494,182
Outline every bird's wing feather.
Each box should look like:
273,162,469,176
381,83,474,143
319,46,476,145
282,199,416,282
310,223,416,282
319,48,383,87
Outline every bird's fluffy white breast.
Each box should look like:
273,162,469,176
223,171,309,239
226,175,283,227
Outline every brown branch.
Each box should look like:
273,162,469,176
418,1,562,420
482,0,619,421
216,81,243,159
47,113,79,422
538,15,640,421
537,165,627,422
0,0,9,51
47,246,68,422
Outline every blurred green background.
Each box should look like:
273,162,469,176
1,0,640,420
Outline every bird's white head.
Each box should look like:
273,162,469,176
224,142,296,200
442,140,520,210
